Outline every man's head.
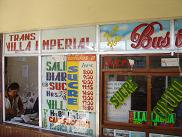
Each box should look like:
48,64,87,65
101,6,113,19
7,82,19,97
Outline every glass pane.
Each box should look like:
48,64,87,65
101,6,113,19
151,76,182,128
150,54,182,68
4,57,39,125
102,56,146,69
41,54,96,137
106,74,147,124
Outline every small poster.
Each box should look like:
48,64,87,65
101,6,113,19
114,129,129,137
161,58,179,67
103,128,114,137
22,64,29,79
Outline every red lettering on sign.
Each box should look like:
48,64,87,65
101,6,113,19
104,57,128,68
49,82,66,90
42,37,89,50
5,40,38,51
9,33,36,41
175,29,182,47
130,22,170,49
65,38,72,49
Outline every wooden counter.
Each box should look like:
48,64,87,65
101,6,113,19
0,123,80,137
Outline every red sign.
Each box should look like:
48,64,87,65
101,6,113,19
175,29,182,47
130,22,170,49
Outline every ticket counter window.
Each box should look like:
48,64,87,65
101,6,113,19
4,57,39,125
101,54,182,137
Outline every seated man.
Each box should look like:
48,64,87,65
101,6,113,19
5,82,24,120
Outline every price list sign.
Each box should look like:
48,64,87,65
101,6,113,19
67,54,96,112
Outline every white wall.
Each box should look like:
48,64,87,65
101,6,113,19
0,0,182,32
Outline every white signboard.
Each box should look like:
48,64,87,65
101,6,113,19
100,20,182,53
4,31,39,54
41,26,96,53
114,129,129,137
161,58,179,67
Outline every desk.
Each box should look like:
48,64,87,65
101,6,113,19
10,113,39,126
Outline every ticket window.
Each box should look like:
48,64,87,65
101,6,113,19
4,56,39,125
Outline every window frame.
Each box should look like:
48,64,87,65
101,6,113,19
2,55,40,127
100,53,182,136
